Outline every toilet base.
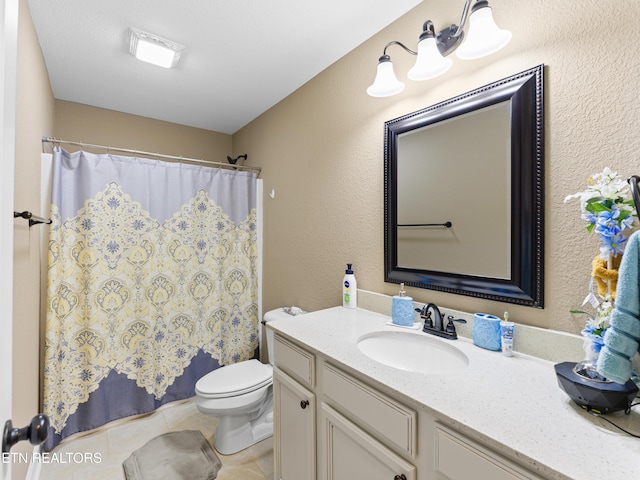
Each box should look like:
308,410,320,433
212,394,274,455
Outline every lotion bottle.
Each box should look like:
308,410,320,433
343,264,357,308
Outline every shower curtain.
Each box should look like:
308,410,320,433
43,148,259,450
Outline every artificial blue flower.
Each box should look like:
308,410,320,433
596,206,620,226
582,211,597,225
599,232,627,257
621,215,635,230
595,215,622,237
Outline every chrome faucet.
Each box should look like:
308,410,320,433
417,303,467,340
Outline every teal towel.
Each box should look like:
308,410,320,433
603,324,638,357
608,308,640,338
597,230,640,383
597,348,632,384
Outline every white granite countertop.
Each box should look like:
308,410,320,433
267,306,640,480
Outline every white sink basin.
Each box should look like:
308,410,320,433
357,331,468,375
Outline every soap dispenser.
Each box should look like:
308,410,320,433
343,264,357,309
392,283,414,326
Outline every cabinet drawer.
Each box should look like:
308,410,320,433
274,335,315,388
323,363,416,458
435,424,543,480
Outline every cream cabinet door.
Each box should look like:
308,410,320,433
274,367,316,480
321,404,416,480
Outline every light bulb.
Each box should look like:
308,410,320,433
407,37,452,81
456,5,511,60
367,57,405,97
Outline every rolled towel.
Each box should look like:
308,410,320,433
597,347,633,385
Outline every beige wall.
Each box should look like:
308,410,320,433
53,101,231,160
234,0,640,333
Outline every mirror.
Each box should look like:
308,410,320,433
384,65,544,307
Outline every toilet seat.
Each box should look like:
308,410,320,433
195,359,273,399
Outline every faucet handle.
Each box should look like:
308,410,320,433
445,320,456,334
446,315,467,324
444,315,467,334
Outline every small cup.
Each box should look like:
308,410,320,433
472,313,502,351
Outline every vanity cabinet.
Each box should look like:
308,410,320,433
267,305,640,479
272,331,542,480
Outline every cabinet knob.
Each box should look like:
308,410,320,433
300,400,310,409
394,475,406,480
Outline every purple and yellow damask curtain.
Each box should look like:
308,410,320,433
43,148,258,450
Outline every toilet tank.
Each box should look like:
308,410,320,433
262,308,306,365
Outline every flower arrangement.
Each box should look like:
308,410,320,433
565,168,637,372
564,167,635,259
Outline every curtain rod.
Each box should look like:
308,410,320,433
41,136,262,176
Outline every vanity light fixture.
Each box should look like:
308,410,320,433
367,0,511,97
128,28,185,69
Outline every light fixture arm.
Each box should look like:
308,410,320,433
449,0,473,39
431,0,478,56
378,21,435,60
382,40,417,58
380,0,473,61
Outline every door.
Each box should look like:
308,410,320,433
0,0,19,478
273,368,316,480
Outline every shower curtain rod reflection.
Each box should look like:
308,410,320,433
41,136,262,176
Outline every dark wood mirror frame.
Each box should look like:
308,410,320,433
384,65,544,308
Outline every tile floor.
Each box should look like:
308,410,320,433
38,398,274,480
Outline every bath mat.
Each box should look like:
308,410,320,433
123,430,221,480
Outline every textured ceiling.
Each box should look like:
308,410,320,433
27,0,422,134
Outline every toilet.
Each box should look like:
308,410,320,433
195,308,299,455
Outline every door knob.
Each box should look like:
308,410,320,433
300,400,310,409
2,414,49,453
394,475,407,480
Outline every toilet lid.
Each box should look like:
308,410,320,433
195,359,273,398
